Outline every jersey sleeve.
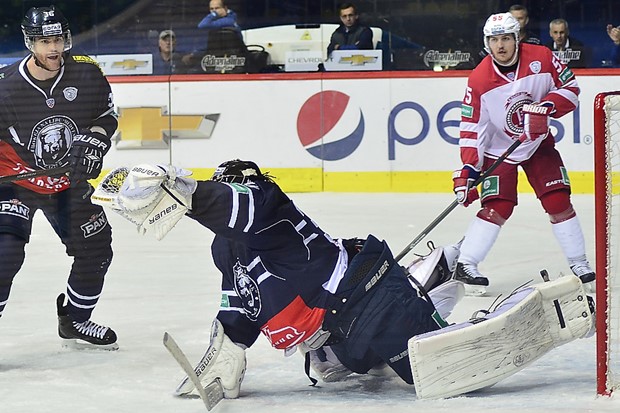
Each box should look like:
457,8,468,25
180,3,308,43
72,55,118,139
217,274,261,348
458,72,486,170
539,48,580,118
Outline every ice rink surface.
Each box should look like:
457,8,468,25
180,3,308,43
1,192,618,413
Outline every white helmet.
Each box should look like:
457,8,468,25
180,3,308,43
483,12,521,65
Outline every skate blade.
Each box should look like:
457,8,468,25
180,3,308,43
61,338,119,351
463,284,487,297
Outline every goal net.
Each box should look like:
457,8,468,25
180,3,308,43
595,91,620,396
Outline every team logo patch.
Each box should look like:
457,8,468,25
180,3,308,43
45,98,55,108
233,262,261,321
29,115,78,169
480,176,499,199
0,199,30,220
529,61,542,74
63,87,78,101
220,294,230,308
80,211,108,238
559,67,574,84
461,104,474,118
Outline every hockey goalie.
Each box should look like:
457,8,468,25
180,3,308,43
91,161,594,408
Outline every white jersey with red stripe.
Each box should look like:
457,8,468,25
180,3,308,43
459,43,579,168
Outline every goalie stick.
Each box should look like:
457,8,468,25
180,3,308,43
394,136,525,262
0,166,70,184
163,332,224,411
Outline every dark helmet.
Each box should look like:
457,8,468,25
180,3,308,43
211,159,273,184
21,6,72,52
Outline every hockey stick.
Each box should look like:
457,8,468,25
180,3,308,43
163,332,224,411
0,166,70,185
394,136,525,262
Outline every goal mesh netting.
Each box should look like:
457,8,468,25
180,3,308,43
595,91,620,396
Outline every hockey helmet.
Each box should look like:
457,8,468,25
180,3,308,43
21,6,72,52
211,159,273,184
482,12,520,64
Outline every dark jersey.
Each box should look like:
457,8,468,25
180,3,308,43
0,54,117,194
188,179,345,350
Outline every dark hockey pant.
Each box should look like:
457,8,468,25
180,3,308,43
323,234,442,384
0,183,112,322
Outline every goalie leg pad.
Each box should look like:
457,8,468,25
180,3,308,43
174,319,246,399
408,275,593,400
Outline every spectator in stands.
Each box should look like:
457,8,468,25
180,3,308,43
197,0,240,33
327,3,373,57
606,24,620,67
508,4,540,45
546,19,589,68
476,4,540,65
153,30,188,75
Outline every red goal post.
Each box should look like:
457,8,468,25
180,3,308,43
594,91,620,396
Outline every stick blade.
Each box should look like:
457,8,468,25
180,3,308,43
163,332,224,411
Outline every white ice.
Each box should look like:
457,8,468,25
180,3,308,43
1,192,618,413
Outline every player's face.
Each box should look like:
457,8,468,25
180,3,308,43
550,23,568,48
339,7,358,28
32,35,64,71
488,34,517,65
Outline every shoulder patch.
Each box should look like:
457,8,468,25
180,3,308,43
72,55,100,67
558,67,574,84
461,104,474,118
227,183,250,193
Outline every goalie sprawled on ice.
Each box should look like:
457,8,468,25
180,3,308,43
92,160,594,407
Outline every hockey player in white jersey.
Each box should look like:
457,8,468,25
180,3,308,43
452,12,595,295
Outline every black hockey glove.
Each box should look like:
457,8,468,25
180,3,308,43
68,132,110,184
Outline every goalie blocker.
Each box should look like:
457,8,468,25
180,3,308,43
408,274,594,399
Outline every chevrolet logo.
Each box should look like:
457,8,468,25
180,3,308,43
111,59,149,70
116,107,219,149
339,54,378,66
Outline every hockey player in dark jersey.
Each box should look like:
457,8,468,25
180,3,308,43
0,6,118,349
92,160,464,391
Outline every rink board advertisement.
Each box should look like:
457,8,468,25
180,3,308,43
106,72,618,192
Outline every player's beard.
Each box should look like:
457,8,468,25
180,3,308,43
33,51,64,73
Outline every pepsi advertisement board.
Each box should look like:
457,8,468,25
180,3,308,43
105,73,616,193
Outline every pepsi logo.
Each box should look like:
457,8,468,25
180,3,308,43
296,90,364,161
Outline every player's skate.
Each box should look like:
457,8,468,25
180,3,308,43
57,294,118,350
453,262,489,296
570,261,595,293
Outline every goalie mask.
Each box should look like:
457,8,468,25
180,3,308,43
21,6,72,53
211,159,274,184
482,12,520,66
92,164,197,240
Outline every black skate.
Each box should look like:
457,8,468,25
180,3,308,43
57,294,118,351
453,262,489,296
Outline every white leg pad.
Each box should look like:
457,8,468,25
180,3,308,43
408,275,593,400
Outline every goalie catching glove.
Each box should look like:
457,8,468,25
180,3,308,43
522,101,555,141
91,164,197,240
